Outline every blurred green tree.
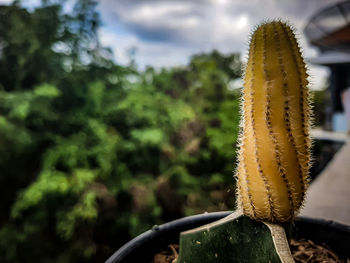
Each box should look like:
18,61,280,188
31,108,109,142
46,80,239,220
0,1,243,262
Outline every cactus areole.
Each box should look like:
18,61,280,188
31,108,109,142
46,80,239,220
236,21,311,223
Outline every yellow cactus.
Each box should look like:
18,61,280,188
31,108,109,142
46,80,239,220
236,21,311,223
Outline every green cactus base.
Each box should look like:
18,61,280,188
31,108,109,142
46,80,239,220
176,211,294,263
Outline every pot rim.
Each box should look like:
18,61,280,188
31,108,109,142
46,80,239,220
106,211,350,263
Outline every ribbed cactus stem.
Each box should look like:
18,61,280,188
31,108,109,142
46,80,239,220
236,21,311,223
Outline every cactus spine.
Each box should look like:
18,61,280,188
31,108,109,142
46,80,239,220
236,21,311,223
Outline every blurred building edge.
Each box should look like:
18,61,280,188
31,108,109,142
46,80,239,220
304,0,350,133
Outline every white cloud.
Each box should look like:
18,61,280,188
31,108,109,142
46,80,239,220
0,0,13,4
98,0,336,88
99,29,137,65
236,14,248,30
125,2,197,28
99,27,197,68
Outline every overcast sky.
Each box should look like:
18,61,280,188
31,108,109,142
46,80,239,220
97,0,337,89
1,0,341,89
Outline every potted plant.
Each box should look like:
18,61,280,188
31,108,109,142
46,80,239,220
105,212,350,263
106,21,350,263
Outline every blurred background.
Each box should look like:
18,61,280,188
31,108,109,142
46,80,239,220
0,0,349,262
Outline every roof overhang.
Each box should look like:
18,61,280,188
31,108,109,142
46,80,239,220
308,51,350,65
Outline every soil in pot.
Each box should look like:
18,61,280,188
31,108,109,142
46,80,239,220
290,239,349,263
152,244,178,263
152,239,349,263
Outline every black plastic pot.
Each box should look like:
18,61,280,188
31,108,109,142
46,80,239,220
106,211,350,263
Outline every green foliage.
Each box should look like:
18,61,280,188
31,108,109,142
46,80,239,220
206,97,241,160
0,1,249,262
311,88,328,128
